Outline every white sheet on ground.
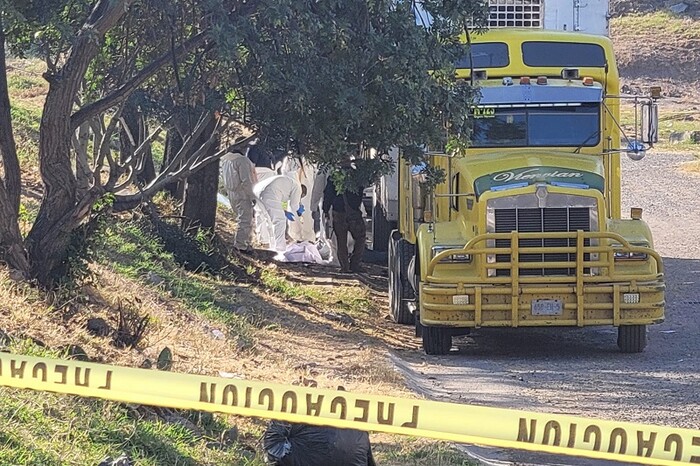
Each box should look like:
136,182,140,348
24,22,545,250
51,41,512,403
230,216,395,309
275,241,327,264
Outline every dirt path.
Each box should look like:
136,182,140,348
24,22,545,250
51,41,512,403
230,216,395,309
388,151,700,465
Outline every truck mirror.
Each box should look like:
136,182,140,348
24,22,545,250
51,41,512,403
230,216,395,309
641,102,659,144
626,140,646,161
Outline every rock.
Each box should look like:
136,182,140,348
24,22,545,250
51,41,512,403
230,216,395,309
292,376,318,387
97,454,133,466
211,329,226,340
140,359,153,369
322,311,356,326
145,271,164,286
87,318,112,337
62,344,89,361
0,329,11,349
221,426,239,446
156,347,173,371
164,414,203,438
669,130,700,144
668,2,689,13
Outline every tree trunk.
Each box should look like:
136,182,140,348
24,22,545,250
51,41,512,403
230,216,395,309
0,181,29,274
162,129,185,200
120,98,157,186
0,16,21,214
181,117,218,231
75,121,92,199
26,0,129,286
119,98,138,164
137,117,156,185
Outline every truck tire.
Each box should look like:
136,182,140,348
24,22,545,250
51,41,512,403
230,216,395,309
617,325,647,353
422,326,452,355
388,232,414,324
372,189,391,252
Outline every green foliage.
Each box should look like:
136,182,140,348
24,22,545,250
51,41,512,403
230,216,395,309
260,268,322,302
223,0,487,174
0,388,265,465
6,74,42,91
612,11,700,36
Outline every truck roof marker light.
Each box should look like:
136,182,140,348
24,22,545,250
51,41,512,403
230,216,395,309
502,77,514,86
561,68,580,80
631,207,643,220
520,76,531,85
583,77,595,86
536,76,548,85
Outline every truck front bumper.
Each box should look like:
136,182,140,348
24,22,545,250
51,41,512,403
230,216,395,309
421,231,665,327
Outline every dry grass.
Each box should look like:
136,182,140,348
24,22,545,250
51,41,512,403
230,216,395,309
681,158,700,174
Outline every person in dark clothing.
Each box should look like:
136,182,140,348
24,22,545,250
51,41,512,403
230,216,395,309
322,177,366,273
247,140,275,169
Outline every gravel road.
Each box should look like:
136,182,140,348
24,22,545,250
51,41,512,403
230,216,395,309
391,151,700,465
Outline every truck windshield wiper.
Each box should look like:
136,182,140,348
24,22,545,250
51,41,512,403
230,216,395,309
573,130,601,153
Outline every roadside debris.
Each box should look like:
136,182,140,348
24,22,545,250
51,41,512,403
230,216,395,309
263,421,376,466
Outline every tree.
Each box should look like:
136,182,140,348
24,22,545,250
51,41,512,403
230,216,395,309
0,0,487,286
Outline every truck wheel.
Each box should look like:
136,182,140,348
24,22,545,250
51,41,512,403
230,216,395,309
617,325,647,353
422,326,452,355
388,233,414,324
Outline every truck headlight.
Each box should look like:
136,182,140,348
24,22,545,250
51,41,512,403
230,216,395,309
431,245,472,263
613,242,649,261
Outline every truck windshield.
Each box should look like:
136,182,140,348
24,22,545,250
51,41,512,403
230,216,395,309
470,104,600,148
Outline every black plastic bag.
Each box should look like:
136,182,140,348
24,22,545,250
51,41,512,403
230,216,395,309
263,421,376,466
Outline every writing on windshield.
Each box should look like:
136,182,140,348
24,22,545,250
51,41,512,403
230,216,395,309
470,104,600,148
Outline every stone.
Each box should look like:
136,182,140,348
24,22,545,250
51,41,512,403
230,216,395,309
211,329,226,340
145,271,164,286
668,2,689,13
156,347,173,371
87,317,112,337
669,131,687,144
62,344,89,361
221,426,239,446
164,414,202,438
140,359,153,369
0,329,11,349
97,454,133,466
323,311,356,326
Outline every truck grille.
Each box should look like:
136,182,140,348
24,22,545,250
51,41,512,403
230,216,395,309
494,207,591,276
488,0,542,28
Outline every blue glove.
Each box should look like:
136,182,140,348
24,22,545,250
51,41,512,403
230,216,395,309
296,204,305,216
285,211,295,222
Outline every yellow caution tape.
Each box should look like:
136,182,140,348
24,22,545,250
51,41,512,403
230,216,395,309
0,353,698,465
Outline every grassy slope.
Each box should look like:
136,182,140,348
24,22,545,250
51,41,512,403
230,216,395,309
1,61,476,465
611,9,700,167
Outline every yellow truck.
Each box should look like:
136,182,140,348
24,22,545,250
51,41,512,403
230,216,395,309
387,25,664,355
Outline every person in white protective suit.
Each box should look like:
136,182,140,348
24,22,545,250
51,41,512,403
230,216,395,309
281,156,320,243
221,144,258,251
253,174,306,252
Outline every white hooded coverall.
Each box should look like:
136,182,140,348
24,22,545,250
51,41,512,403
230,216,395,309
281,156,319,243
253,174,302,252
221,150,257,250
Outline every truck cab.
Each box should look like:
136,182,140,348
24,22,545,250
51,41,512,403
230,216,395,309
387,22,664,355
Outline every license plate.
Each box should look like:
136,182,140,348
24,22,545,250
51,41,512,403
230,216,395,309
532,299,563,316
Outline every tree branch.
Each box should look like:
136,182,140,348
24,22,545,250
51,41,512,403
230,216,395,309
70,31,208,130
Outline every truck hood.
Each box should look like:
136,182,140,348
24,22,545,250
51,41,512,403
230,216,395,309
457,150,606,198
